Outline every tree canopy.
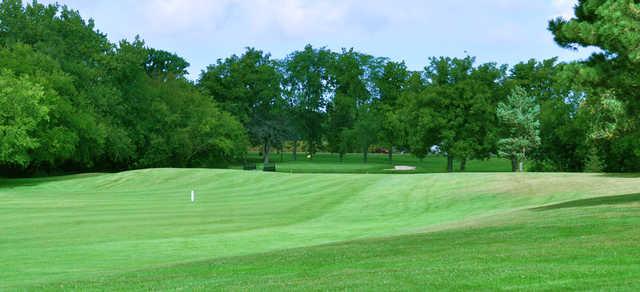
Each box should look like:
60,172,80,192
549,0,640,171
1,0,637,175
0,0,247,175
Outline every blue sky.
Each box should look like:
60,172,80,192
38,0,594,78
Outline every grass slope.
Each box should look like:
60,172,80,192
2,169,640,290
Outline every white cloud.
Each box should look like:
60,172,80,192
551,0,577,19
240,0,352,38
135,0,388,39
29,0,596,78
141,0,233,35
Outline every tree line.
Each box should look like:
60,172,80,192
1,0,637,175
0,1,247,176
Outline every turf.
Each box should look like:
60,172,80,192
235,152,514,173
2,169,640,290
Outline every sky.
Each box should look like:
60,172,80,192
37,0,594,78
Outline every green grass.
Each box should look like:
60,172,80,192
234,152,514,173
2,169,640,290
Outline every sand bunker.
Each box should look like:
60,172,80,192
389,165,416,171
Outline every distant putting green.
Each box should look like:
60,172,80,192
2,169,640,290
237,152,514,173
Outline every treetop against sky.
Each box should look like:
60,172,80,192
36,0,594,78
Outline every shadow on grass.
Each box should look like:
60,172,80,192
0,173,103,190
597,173,640,178
532,193,640,211
0,179,41,189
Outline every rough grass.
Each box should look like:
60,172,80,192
2,169,640,290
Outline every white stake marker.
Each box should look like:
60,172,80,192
191,190,195,202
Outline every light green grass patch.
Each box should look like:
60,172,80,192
2,169,640,290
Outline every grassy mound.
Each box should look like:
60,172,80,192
2,169,640,290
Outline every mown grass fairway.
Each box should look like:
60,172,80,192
3,169,640,290
237,152,514,173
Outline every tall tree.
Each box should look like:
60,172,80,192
326,49,377,161
399,72,435,161
497,86,541,172
199,48,284,165
283,45,334,158
325,92,356,161
423,56,504,172
549,0,640,171
456,62,507,171
350,103,380,163
374,61,409,162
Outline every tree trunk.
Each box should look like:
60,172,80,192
339,152,344,162
292,139,298,161
459,157,467,172
447,155,454,172
280,145,284,162
511,158,518,172
263,140,270,165
520,147,526,172
308,139,315,158
388,146,393,162
363,146,368,163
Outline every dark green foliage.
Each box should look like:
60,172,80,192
509,59,589,172
198,48,286,164
549,0,640,171
282,45,335,156
144,48,189,79
398,71,436,161
3,0,639,175
0,69,49,166
403,57,507,171
325,49,378,161
374,61,409,161
0,1,247,175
